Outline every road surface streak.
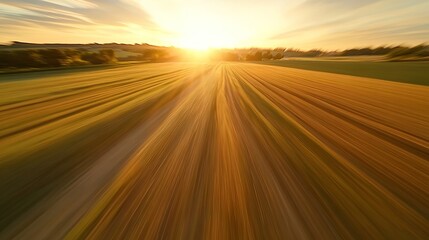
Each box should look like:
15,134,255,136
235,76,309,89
0,62,428,239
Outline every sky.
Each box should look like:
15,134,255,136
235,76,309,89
0,0,428,50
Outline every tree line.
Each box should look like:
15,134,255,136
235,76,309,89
340,45,429,57
0,49,116,68
244,44,429,60
1,43,427,69
245,51,284,61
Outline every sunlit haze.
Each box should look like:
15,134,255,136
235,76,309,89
1,0,428,49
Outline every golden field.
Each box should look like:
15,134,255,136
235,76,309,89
0,62,428,239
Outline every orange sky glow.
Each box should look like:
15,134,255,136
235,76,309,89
1,0,428,50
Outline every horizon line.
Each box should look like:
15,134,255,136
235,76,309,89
1,40,428,52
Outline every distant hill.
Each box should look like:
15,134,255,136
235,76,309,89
0,41,164,50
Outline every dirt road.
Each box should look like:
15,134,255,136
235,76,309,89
1,62,428,239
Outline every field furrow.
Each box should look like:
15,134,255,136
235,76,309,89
0,62,428,239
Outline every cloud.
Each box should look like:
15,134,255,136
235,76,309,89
41,0,97,9
273,0,383,39
270,0,429,49
0,3,44,17
0,0,160,43
0,0,428,48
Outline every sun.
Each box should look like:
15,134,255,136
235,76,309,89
177,27,235,50
175,13,237,50
178,33,213,50
139,1,259,50
178,33,214,50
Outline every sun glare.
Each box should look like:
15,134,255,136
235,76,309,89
177,27,236,50
139,0,291,49
178,34,213,50
174,12,238,50
178,34,211,50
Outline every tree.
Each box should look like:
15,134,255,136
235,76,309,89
273,52,284,59
246,51,262,61
99,49,115,61
81,50,116,64
38,49,67,67
387,45,427,58
262,51,273,59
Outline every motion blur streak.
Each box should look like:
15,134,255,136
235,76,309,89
0,62,428,239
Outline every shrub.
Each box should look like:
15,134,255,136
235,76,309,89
387,45,427,58
38,49,67,67
80,50,116,64
246,51,262,61
262,52,273,60
0,48,117,68
273,52,283,59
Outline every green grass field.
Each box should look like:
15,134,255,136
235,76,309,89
258,60,429,86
